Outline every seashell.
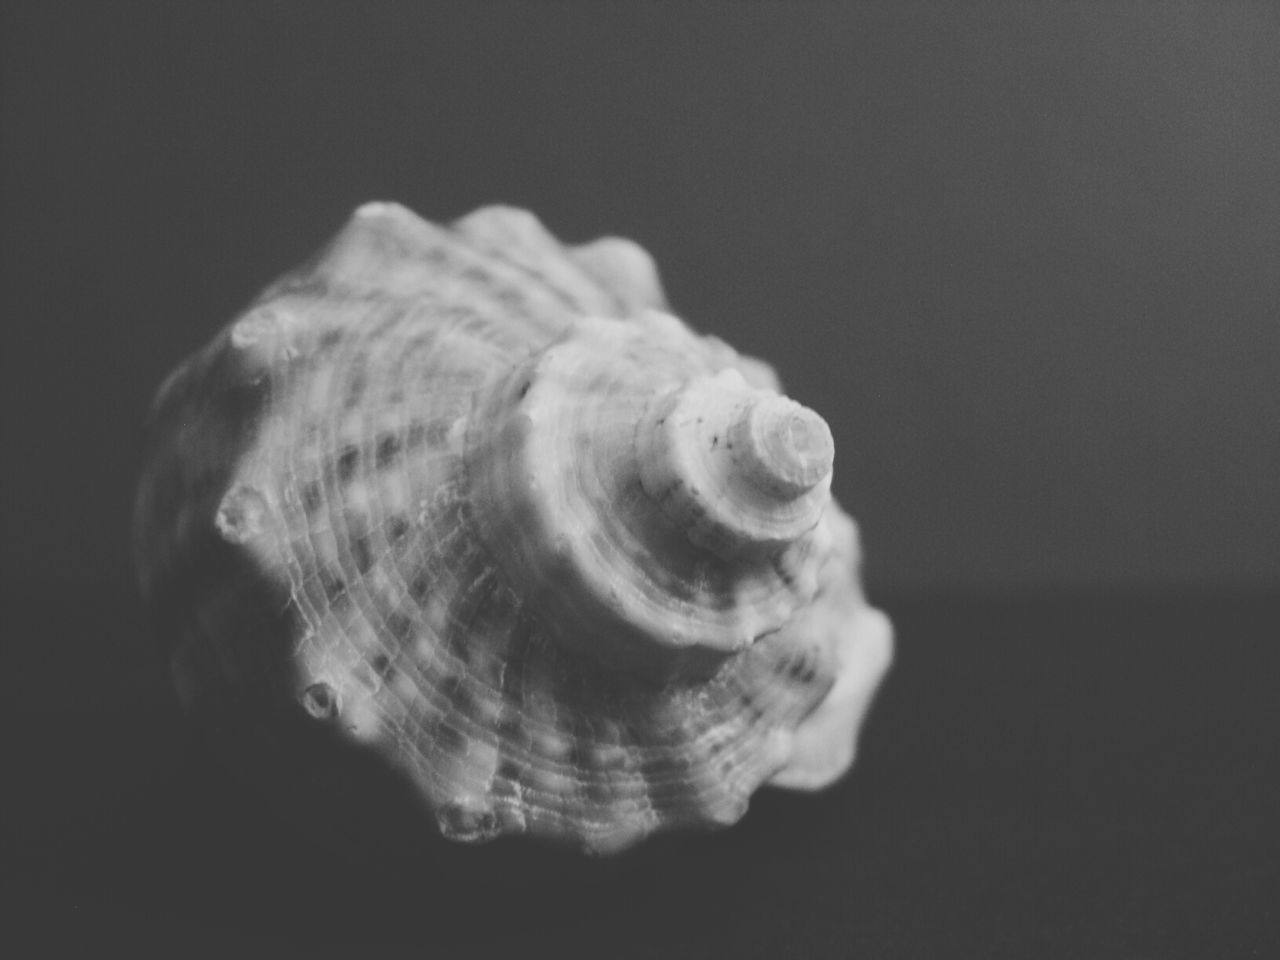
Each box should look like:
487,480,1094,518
132,202,893,855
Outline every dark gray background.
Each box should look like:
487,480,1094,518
3,1,1278,596
4,5,1279,955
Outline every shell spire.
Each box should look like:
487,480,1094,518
636,369,834,559
132,202,892,855
465,314,835,679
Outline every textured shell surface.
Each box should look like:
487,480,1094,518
133,202,893,855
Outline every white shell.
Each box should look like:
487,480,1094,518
132,203,893,854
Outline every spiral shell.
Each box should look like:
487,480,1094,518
132,203,893,854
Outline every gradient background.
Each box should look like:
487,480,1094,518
3,2,1277,955
5,1,1278,598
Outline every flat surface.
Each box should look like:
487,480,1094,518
5,588,1277,957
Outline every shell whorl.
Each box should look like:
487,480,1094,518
132,202,892,855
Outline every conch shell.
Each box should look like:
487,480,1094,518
132,203,892,854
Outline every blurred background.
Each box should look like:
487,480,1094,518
3,2,1278,953
4,1,1277,605
2,3,1280,957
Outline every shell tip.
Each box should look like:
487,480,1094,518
737,398,834,499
